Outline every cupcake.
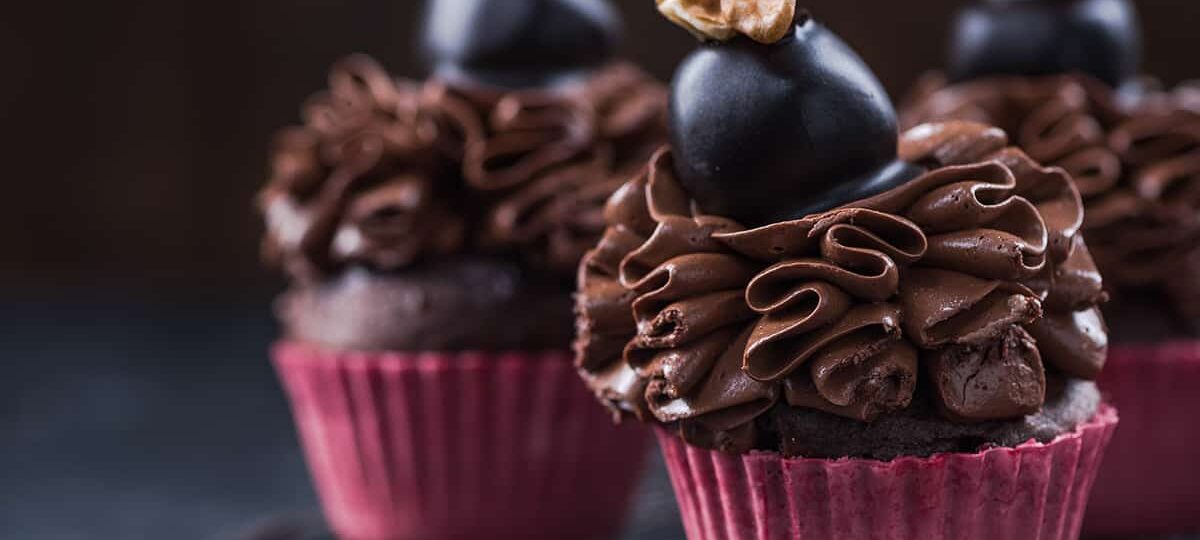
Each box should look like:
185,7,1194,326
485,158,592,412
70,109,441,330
575,2,1118,539
900,1,1200,535
259,1,666,538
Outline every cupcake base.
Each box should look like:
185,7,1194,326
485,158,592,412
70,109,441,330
273,342,649,540
657,406,1118,540
1084,342,1200,538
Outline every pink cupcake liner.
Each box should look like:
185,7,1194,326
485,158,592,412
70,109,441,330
1084,342,1200,538
656,406,1118,540
272,342,649,540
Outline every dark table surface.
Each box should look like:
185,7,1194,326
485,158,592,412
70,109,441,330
0,299,685,539
4,299,1197,540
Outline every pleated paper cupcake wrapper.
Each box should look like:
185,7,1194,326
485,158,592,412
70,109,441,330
272,342,650,540
656,406,1118,540
1084,342,1200,538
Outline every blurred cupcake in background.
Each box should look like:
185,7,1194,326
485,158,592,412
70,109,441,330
258,0,666,538
575,2,1117,539
901,1,1200,536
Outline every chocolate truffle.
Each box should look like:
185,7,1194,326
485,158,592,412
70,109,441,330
948,0,1142,88
669,13,921,225
423,0,621,88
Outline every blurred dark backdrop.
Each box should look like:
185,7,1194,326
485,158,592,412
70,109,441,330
3,0,1198,300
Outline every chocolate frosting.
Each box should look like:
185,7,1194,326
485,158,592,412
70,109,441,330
260,55,666,284
430,62,668,273
575,122,1107,454
904,74,1200,330
260,55,465,283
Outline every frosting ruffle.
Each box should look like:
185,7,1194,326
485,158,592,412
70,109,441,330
259,55,464,282
575,122,1108,454
430,63,667,273
260,56,666,282
577,164,772,451
903,73,1200,322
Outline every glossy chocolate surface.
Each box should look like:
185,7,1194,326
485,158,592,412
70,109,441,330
949,0,1142,87
423,0,620,88
668,18,914,226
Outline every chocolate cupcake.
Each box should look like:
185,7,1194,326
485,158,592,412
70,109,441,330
900,1,1200,535
575,2,1118,538
259,1,666,538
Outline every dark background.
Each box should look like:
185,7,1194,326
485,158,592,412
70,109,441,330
3,1,1200,539
5,0,1198,300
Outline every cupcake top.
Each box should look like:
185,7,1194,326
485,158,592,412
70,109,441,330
575,1,1107,455
259,2,666,286
903,0,1200,335
259,1,666,352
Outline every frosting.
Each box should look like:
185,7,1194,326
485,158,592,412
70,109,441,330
259,55,465,282
904,74,1200,324
260,56,666,282
431,63,667,272
576,121,1107,453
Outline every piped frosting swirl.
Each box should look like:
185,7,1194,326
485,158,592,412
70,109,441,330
259,55,464,282
575,121,1107,453
432,63,668,272
260,56,666,283
904,74,1200,325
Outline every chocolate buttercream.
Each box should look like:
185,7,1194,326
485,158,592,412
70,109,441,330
426,62,666,273
260,55,465,283
260,56,666,283
261,55,665,351
576,122,1107,454
904,73,1200,333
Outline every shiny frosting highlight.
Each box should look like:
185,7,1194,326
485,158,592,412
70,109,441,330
575,122,1107,454
260,55,666,282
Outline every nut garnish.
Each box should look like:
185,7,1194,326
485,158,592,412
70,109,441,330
656,0,796,44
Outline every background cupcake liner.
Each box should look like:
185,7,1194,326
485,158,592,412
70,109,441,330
1084,342,1200,538
272,342,649,540
656,406,1118,540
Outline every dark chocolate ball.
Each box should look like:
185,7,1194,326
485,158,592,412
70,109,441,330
422,0,620,88
669,17,920,225
949,0,1142,88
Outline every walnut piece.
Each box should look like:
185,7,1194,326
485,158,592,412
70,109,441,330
656,0,796,44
